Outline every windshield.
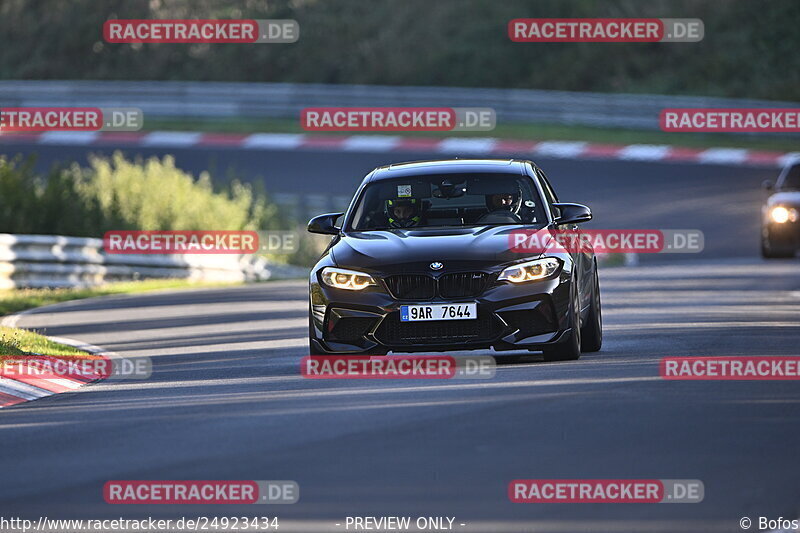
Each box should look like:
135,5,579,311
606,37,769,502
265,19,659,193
348,173,545,230
779,163,800,190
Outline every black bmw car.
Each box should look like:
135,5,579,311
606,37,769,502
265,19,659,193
761,160,800,258
307,159,602,361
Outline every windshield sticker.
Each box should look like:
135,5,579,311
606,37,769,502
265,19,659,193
397,185,412,197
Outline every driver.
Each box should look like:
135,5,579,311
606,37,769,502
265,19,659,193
385,198,421,228
486,187,522,215
489,193,516,210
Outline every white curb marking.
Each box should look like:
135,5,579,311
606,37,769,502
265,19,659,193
436,137,498,154
698,148,749,164
618,144,672,161
0,130,792,167
342,135,401,151
533,141,588,158
243,133,304,149
38,131,99,145
141,131,202,147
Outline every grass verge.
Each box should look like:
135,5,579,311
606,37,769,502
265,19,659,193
0,326,88,359
0,279,241,318
144,117,800,152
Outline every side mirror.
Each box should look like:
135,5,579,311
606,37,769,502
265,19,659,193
552,203,592,225
762,180,775,191
307,212,344,235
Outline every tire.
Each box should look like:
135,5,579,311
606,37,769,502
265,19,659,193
761,234,795,258
580,265,603,353
542,278,581,362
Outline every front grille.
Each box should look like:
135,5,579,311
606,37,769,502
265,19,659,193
439,272,490,298
384,272,490,300
374,311,502,345
384,274,436,299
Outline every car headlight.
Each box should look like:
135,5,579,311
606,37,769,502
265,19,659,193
770,206,799,224
320,267,377,290
498,257,562,283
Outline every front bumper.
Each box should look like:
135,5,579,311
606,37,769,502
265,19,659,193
309,270,573,354
764,219,800,250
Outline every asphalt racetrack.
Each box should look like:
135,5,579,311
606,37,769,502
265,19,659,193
1,142,799,532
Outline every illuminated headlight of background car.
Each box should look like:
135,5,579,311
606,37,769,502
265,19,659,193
498,257,562,283
321,267,377,290
769,206,799,224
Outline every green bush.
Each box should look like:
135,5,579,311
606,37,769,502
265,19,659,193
0,152,269,233
0,152,318,266
0,156,102,236
80,153,262,231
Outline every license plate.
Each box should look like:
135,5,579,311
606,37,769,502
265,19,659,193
400,303,477,322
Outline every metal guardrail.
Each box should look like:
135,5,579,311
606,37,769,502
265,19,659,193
1,80,798,131
0,232,635,290
0,233,307,289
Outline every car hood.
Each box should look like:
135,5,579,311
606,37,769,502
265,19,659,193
768,191,800,207
331,226,549,273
